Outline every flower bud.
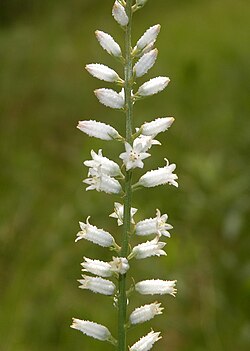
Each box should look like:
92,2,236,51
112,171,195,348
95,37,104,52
137,77,170,96
78,275,115,295
129,302,164,325
135,279,177,296
95,30,122,57
138,159,178,188
133,49,158,78
76,217,114,247
85,63,120,83
130,237,166,259
81,257,112,277
130,330,161,351
135,24,161,51
77,120,121,141
71,318,111,341
141,117,175,137
95,88,125,109
112,1,129,27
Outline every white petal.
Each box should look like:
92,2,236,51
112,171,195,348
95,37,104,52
86,63,120,82
134,49,158,77
135,25,161,51
79,275,115,295
130,237,166,259
130,330,161,351
135,279,177,296
112,1,129,26
138,77,170,96
129,302,163,325
76,218,114,247
110,257,130,274
77,120,120,141
81,257,112,277
95,88,125,109
141,117,175,137
84,149,122,177
71,318,111,341
95,30,122,57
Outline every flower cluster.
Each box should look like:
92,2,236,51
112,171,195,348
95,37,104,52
71,1,178,351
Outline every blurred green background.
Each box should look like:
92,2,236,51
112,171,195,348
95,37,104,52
1,0,250,350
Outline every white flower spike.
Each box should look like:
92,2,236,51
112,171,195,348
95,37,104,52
84,149,122,177
134,24,161,52
83,167,122,194
130,330,162,351
76,217,114,247
135,279,177,296
78,275,115,295
85,63,121,83
136,209,173,237
137,77,170,97
77,120,121,141
129,302,164,325
129,237,166,260
71,318,112,341
109,202,138,226
81,257,112,278
138,159,178,188
112,1,129,27
95,30,122,57
119,141,150,171
140,117,175,137
95,88,125,109
134,49,158,78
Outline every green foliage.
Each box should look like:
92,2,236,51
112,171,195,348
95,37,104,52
0,0,249,350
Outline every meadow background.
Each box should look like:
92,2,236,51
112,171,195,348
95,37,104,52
0,0,250,350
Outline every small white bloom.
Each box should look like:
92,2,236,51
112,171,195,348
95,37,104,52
138,159,178,188
95,88,125,109
83,167,122,194
77,120,120,141
71,318,111,341
133,135,161,152
78,275,115,295
137,77,170,96
85,63,121,83
130,330,161,351
140,117,175,137
81,257,112,278
84,149,122,177
136,209,173,237
76,217,114,247
112,1,129,26
134,24,161,51
95,30,122,57
119,141,150,171
129,237,166,259
109,202,137,226
110,257,130,275
134,49,158,78
129,302,163,325
135,279,177,296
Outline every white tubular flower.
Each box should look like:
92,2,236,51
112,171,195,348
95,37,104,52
78,275,115,295
134,24,161,52
134,49,158,78
129,302,164,325
77,120,120,141
85,63,121,83
119,141,150,171
135,279,177,296
138,159,178,188
95,88,125,109
109,202,137,226
137,77,170,97
110,257,130,275
84,149,122,177
133,135,161,152
71,319,111,341
81,257,112,278
141,117,175,137
130,237,166,259
95,30,122,57
136,209,173,237
112,1,129,26
130,330,162,351
76,217,114,247
83,167,122,194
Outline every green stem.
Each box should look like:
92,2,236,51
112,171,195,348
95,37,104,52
118,1,133,351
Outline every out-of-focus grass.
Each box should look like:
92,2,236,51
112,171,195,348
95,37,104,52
0,0,249,350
